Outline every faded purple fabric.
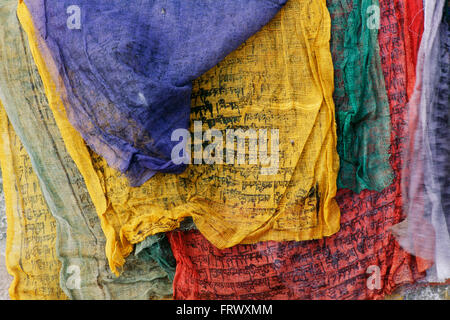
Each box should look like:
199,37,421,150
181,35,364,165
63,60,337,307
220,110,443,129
399,0,450,282
24,0,287,186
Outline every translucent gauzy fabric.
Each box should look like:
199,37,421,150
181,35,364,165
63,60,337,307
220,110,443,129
402,0,424,98
134,217,197,281
377,0,428,273
0,166,13,300
135,218,197,281
0,107,67,300
135,234,177,281
168,228,426,300
1,1,172,298
17,1,178,280
327,0,393,193
21,0,288,187
20,0,341,274
396,0,450,282
166,0,430,301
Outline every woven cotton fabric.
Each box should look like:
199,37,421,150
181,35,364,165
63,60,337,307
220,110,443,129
396,0,450,282
21,0,287,187
20,0,341,275
0,107,67,300
1,0,173,298
0,170,11,300
167,0,431,301
135,233,177,281
168,227,426,300
327,0,393,193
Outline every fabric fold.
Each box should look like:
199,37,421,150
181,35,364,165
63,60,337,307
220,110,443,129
396,0,450,282
20,0,341,274
165,0,431,301
0,106,67,300
1,0,173,298
328,0,393,193
0,169,11,300
22,0,288,187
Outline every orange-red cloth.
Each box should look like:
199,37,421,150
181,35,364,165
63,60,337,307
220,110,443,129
167,0,430,300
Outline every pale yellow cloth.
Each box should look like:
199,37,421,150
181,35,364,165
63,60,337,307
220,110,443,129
0,105,67,300
19,0,340,274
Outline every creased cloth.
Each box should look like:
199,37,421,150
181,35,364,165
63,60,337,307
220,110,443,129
1,0,173,298
20,0,341,274
22,0,288,187
0,106,68,300
395,0,450,282
135,217,196,280
328,0,393,193
168,227,425,300
167,0,431,301
135,233,176,281
0,168,13,300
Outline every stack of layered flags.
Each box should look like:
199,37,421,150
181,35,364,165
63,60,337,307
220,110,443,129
0,0,447,300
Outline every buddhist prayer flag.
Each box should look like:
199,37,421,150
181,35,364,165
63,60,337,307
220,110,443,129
395,0,450,282
0,0,446,301
21,0,288,187
19,0,341,275
168,226,426,300
0,106,67,300
328,0,393,193
166,0,434,301
0,0,173,298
